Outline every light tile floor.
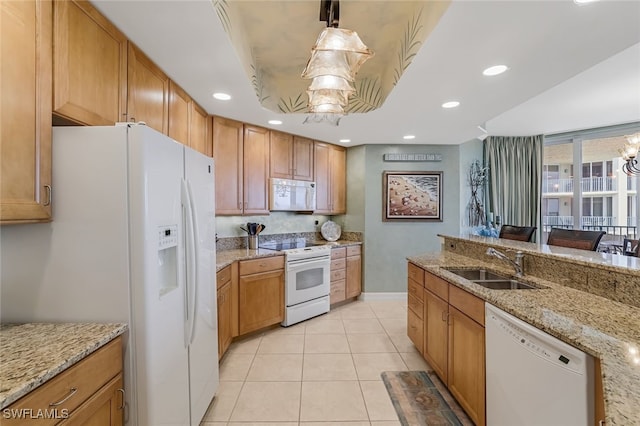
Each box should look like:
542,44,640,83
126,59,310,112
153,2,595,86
200,299,433,426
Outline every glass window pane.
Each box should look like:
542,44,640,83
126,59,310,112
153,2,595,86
543,143,573,236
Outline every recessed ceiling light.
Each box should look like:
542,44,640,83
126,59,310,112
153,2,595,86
483,65,509,76
339,139,351,143
268,120,282,125
574,0,599,4
403,135,416,140
442,101,460,109
212,92,231,100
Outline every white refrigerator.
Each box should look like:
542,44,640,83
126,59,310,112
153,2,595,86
0,124,219,426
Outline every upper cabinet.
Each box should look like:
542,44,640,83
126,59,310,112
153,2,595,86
212,119,270,216
168,80,212,156
1,0,53,223
314,142,346,214
53,0,127,126
168,80,190,145
213,117,244,215
189,102,212,157
127,42,169,134
242,125,270,215
270,132,314,181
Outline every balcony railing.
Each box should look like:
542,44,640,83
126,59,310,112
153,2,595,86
542,216,637,238
542,177,618,194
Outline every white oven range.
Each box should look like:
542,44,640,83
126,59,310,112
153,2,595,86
259,240,331,326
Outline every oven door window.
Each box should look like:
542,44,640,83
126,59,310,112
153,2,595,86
295,267,324,290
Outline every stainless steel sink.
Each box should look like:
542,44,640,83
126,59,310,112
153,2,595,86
472,280,537,290
444,268,507,281
444,268,540,290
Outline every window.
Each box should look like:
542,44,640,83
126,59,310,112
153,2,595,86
543,123,640,240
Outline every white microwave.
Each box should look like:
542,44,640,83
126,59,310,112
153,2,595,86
270,178,316,211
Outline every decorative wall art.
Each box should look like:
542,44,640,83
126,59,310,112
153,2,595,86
383,171,442,221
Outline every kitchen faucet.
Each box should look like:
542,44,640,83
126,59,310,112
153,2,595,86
486,247,524,277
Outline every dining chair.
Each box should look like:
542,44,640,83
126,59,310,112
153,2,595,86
623,238,640,257
546,228,606,251
499,225,537,242
547,228,606,251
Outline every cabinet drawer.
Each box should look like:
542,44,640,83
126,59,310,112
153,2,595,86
449,285,484,326
330,279,346,304
5,337,122,426
239,256,284,275
331,268,346,281
425,272,449,302
407,308,423,353
331,247,346,259
346,245,361,256
331,258,346,270
408,279,424,301
407,293,423,319
216,265,232,289
408,263,424,285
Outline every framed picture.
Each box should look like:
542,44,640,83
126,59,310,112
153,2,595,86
382,171,443,221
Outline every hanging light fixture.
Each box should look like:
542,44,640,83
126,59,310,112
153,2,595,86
620,132,640,176
301,0,374,125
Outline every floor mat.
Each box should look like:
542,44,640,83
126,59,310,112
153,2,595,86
381,370,474,426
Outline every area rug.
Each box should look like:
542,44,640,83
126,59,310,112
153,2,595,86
381,371,473,426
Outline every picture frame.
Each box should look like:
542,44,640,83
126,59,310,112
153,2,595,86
382,171,443,221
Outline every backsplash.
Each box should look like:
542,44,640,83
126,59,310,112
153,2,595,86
217,231,362,251
215,212,333,238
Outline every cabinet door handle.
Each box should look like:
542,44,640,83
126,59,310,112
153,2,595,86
117,388,125,410
50,387,77,406
43,185,52,206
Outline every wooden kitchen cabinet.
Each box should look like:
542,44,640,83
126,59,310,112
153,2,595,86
168,80,190,145
213,117,243,214
448,305,485,426
127,42,169,134
407,265,486,426
243,125,270,215
4,336,124,425
0,0,52,224
330,247,347,304
53,0,127,126
314,142,346,214
212,118,269,215
345,245,362,299
190,102,212,157
216,264,234,360
238,256,284,334
330,245,362,305
270,133,314,181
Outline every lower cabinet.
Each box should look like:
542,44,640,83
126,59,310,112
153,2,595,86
5,336,124,425
238,256,285,335
216,264,234,360
407,264,485,426
330,245,362,305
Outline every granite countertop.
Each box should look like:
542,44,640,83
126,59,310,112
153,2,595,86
0,323,128,409
216,239,362,271
407,250,639,426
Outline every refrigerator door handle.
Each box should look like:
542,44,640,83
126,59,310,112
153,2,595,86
181,178,197,348
186,179,199,346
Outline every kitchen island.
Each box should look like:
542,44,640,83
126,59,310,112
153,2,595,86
408,234,639,426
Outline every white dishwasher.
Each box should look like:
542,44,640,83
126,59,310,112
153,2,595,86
485,304,594,426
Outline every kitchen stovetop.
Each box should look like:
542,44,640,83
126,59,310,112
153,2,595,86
259,240,324,251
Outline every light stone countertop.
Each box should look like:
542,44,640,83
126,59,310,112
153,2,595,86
407,250,639,426
216,240,362,272
0,323,128,409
